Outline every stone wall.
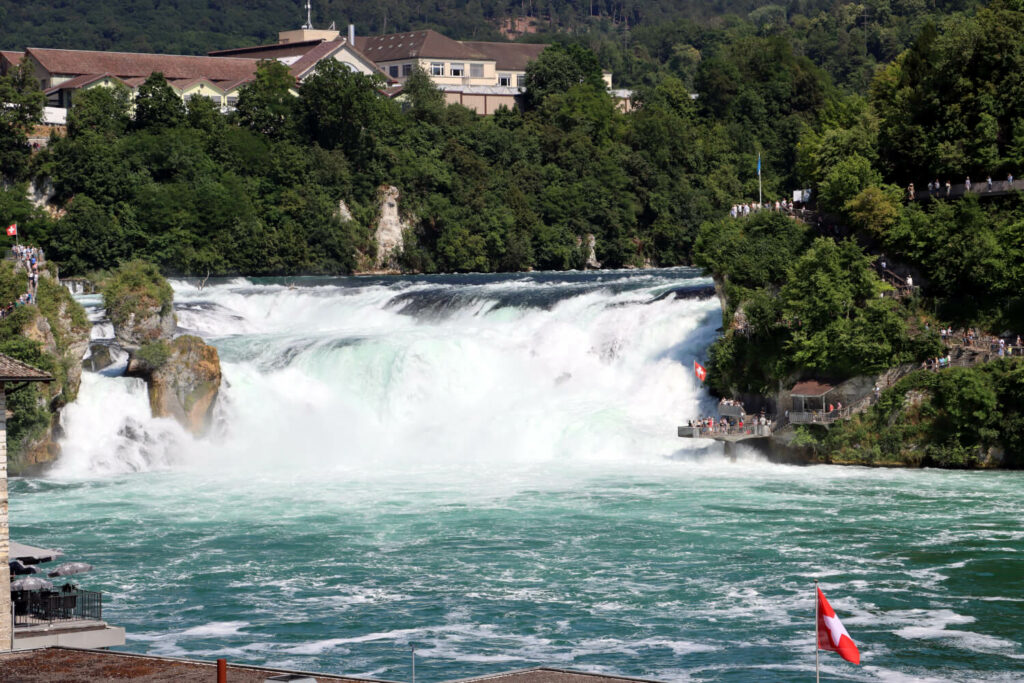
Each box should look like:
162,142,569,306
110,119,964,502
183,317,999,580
0,387,11,651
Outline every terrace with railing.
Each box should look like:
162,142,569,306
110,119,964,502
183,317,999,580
12,587,103,627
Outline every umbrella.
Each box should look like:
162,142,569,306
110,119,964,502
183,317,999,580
9,541,61,564
8,560,44,575
11,577,53,591
47,562,93,578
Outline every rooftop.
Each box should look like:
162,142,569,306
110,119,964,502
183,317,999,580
355,30,487,62
0,648,389,682
26,47,258,84
0,353,54,383
0,650,664,683
790,380,835,397
460,41,546,71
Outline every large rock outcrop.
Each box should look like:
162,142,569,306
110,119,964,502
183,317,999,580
374,185,409,271
127,336,222,436
10,269,90,474
103,261,176,348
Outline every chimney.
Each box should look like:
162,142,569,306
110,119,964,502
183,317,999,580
348,24,355,44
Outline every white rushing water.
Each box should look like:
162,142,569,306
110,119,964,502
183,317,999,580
52,270,723,481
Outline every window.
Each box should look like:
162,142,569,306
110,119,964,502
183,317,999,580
498,73,511,86
402,63,412,76
516,74,526,87
430,62,444,76
206,95,221,105
226,96,239,107
450,63,464,77
389,65,399,78
470,63,484,78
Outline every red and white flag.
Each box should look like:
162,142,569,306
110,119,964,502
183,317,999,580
6,223,16,237
817,587,860,665
694,361,707,383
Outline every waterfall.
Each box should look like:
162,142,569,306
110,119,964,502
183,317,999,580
53,270,722,478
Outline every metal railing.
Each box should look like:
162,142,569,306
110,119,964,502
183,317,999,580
11,588,103,627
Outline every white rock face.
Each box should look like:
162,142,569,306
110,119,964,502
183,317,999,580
374,185,408,270
338,199,353,222
585,233,601,269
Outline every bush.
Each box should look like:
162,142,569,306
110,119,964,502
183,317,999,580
101,260,173,330
135,340,171,369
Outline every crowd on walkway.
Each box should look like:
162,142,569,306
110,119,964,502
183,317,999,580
908,174,1019,200
685,410,773,436
1,245,44,318
729,199,805,218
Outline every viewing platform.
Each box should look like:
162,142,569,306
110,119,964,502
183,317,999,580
678,400,778,443
910,178,1024,201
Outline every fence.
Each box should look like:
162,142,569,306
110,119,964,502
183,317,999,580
11,588,103,627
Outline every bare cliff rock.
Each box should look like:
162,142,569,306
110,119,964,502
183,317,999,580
374,185,409,271
126,336,222,436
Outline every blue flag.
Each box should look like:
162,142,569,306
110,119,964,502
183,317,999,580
757,154,761,177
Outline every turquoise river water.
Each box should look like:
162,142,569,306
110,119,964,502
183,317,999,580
9,270,1024,682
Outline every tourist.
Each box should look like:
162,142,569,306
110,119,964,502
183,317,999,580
965,176,971,192
987,175,994,191
906,274,913,287
1010,173,1015,188
908,182,915,199
933,178,940,195
945,180,951,197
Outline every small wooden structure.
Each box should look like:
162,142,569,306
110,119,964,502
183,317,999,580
0,354,53,652
789,380,840,425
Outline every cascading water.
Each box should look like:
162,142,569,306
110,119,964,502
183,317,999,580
11,269,1022,682
53,270,724,479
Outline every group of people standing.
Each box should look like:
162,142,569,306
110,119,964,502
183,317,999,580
908,174,1017,200
729,199,800,218
4,245,43,313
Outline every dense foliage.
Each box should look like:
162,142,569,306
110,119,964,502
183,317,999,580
0,261,89,467
100,259,175,332
695,212,939,394
803,360,1024,468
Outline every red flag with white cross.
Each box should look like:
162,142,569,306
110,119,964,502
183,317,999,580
816,586,860,665
694,361,707,383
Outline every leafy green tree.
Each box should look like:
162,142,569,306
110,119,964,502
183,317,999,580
297,59,395,171
523,43,606,109
234,60,296,139
0,57,44,180
133,72,185,130
66,84,132,138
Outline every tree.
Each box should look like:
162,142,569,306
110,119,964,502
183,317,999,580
0,57,45,180
297,59,395,167
402,65,446,124
133,72,185,130
523,43,606,109
844,184,903,236
67,84,132,138
234,60,296,139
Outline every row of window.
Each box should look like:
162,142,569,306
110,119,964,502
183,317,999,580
183,93,239,107
386,62,524,86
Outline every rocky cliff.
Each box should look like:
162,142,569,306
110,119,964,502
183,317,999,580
126,336,221,436
373,185,409,271
104,261,222,437
8,269,90,473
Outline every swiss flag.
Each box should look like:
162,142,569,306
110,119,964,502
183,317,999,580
6,223,16,237
694,361,707,383
817,587,860,665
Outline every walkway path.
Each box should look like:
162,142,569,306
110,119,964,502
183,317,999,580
910,178,1024,202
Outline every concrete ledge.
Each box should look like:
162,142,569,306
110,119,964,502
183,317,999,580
13,621,126,650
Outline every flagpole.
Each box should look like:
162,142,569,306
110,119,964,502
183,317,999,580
815,579,820,683
758,153,763,206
